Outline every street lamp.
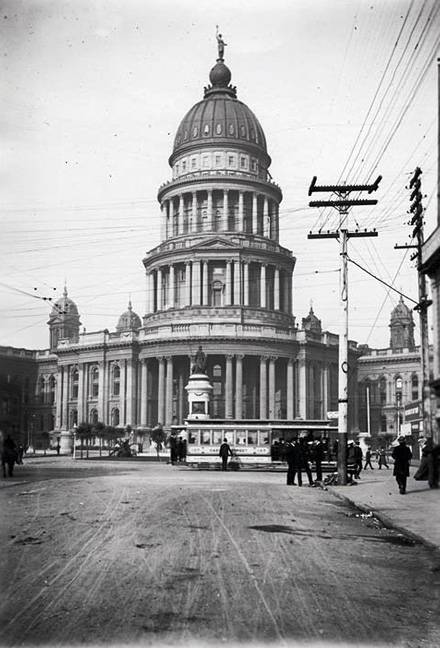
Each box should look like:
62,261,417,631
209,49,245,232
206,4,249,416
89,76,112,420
72,423,78,459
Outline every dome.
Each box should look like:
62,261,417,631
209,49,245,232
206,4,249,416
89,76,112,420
50,286,79,318
391,296,412,321
302,307,322,334
170,57,269,166
116,300,141,333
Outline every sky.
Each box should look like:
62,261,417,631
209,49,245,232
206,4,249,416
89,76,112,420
1,0,439,351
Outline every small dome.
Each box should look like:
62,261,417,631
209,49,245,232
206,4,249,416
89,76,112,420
302,307,322,334
391,296,412,321
116,300,141,333
50,286,79,318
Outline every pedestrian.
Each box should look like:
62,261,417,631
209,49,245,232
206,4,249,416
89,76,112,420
286,438,305,486
377,447,389,470
177,436,187,463
300,438,314,485
56,441,61,456
219,438,233,471
354,441,363,479
392,437,412,494
346,441,357,482
414,438,440,489
364,447,374,470
17,444,24,465
2,434,18,478
169,433,178,465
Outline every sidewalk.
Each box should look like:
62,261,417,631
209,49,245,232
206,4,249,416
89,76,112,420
327,463,440,551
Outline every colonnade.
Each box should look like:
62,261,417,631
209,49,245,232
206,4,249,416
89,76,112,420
160,188,279,240
146,260,293,313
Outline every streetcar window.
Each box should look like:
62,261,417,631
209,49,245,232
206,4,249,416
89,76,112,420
188,432,196,444
201,430,211,445
236,429,247,445
258,430,270,445
212,429,223,445
248,430,257,445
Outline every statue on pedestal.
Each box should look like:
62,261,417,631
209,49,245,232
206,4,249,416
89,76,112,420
216,27,227,61
192,345,207,374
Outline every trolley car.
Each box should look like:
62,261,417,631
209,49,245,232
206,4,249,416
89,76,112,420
172,419,338,468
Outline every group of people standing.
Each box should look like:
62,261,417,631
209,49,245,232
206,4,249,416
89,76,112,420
285,437,325,486
168,434,187,465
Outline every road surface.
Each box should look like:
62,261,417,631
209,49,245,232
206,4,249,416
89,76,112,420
1,457,439,647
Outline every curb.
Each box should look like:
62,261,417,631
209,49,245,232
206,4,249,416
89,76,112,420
326,485,440,555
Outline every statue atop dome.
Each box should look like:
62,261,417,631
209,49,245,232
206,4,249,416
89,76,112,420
216,26,227,61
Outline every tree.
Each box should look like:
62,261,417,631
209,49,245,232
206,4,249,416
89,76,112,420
150,424,166,461
76,422,92,458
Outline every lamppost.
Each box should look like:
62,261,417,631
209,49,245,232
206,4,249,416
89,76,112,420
72,423,78,459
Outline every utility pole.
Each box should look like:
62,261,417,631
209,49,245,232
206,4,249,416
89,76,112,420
395,167,432,440
308,175,381,484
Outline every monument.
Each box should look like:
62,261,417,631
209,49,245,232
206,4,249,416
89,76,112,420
185,346,213,420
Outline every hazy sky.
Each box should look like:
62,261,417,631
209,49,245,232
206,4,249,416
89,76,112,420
1,0,439,350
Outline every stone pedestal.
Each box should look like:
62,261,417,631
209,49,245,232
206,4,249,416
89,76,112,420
59,429,74,455
185,373,213,420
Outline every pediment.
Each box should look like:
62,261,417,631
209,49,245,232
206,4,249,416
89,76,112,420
191,237,237,250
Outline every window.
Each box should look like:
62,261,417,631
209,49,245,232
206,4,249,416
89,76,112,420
228,124,234,135
193,126,198,137
202,156,209,168
90,409,98,424
49,375,56,405
381,415,387,432
182,160,186,171
395,377,402,404
69,409,78,428
113,365,120,396
411,375,419,401
201,430,211,444
91,366,99,398
71,369,79,400
111,408,120,427
204,124,210,134
215,155,221,167
212,280,223,306
228,155,234,167
175,163,179,176
240,156,246,169
216,123,222,134
379,377,387,405
251,159,257,171
191,157,197,169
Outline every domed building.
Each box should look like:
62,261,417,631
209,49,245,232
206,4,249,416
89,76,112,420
0,42,361,451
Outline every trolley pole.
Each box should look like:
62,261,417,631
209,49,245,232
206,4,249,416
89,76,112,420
308,175,382,484
395,167,432,440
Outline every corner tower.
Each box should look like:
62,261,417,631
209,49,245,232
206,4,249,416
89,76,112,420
48,286,81,352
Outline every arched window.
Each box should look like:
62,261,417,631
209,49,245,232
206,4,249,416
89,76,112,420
71,368,79,400
49,375,56,405
91,366,99,398
89,408,98,425
378,378,386,405
411,374,419,401
112,365,120,396
380,415,387,433
111,408,120,427
39,376,45,404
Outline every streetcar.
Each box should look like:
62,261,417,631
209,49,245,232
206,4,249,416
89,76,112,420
171,419,338,469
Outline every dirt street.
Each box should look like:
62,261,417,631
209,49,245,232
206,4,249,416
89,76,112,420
1,457,439,648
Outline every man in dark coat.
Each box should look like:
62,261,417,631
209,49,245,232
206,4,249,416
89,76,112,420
219,438,233,471
392,437,412,494
285,440,297,485
313,438,324,482
354,441,363,479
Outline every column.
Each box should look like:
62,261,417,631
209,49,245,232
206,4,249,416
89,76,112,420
62,367,69,429
260,264,266,308
55,367,63,428
223,189,229,231
178,194,184,234
225,355,233,418
235,355,243,419
298,352,307,419
126,359,135,425
98,361,105,422
225,261,232,305
263,196,269,237
160,202,166,240
234,260,240,305
192,260,201,305
192,192,197,233
157,268,162,311
238,191,244,231
165,356,173,428
202,261,209,305
268,357,276,418
157,357,166,425
77,363,85,424
274,267,280,310
207,190,213,230
259,356,267,419
140,359,148,426
119,360,126,426
169,264,175,309
322,363,329,419
185,262,191,306
243,262,249,306
252,192,258,234
287,359,294,420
